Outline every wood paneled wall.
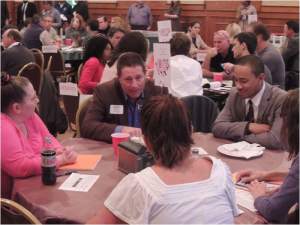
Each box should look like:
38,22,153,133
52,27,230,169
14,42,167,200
6,1,299,46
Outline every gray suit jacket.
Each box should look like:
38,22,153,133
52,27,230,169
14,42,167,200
212,82,287,149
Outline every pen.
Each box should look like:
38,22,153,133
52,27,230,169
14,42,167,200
56,170,77,177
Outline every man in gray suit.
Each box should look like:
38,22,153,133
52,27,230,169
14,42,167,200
212,55,287,149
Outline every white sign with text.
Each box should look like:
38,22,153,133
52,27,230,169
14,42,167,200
153,43,171,88
157,20,172,42
59,82,78,96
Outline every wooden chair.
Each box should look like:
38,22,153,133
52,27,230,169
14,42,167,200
1,198,41,224
43,51,73,82
31,48,44,71
77,63,83,83
17,62,42,94
75,96,93,137
62,94,80,136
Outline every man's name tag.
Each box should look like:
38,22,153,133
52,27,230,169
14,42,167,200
110,105,124,115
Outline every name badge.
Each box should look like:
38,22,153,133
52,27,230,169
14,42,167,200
110,105,124,115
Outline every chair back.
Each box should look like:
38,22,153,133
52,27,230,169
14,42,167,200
1,198,41,224
43,51,66,80
17,62,42,94
31,48,44,70
62,94,80,132
75,96,93,137
181,95,219,133
77,63,83,82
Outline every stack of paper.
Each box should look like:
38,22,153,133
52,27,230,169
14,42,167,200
59,154,102,170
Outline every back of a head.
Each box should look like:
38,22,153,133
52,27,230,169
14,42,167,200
281,88,299,159
6,29,22,43
83,34,111,63
141,95,194,168
87,19,99,32
107,27,125,38
117,52,145,77
1,75,30,113
253,23,270,41
236,55,264,77
32,14,41,25
234,32,257,54
286,20,299,34
170,32,191,56
109,31,148,66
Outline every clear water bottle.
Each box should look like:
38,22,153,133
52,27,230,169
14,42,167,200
41,136,56,185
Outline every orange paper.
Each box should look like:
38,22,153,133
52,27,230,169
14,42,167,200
59,154,102,170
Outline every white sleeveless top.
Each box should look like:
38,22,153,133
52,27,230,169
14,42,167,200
104,156,239,224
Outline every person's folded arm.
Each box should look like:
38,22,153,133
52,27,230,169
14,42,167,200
1,123,41,178
212,92,248,141
243,99,284,150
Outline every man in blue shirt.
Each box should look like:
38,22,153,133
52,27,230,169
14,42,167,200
127,1,152,30
81,52,168,142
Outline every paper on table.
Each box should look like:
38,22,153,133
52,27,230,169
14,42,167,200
59,173,99,192
59,154,102,170
235,188,257,212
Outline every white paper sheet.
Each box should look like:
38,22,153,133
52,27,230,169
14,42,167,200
59,82,78,96
235,188,257,212
59,173,99,192
157,20,172,42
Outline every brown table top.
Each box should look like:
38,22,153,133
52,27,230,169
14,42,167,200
12,133,290,224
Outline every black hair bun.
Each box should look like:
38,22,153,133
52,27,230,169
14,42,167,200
1,72,11,86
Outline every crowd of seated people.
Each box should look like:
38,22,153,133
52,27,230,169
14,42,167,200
1,1,299,223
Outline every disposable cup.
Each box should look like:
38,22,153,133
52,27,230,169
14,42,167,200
213,72,223,82
111,133,130,159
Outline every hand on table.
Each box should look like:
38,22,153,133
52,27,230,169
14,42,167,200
247,180,268,199
235,169,265,183
57,146,77,166
223,62,234,74
121,126,142,137
249,123,271,134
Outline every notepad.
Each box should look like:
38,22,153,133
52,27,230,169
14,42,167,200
59,154,102,170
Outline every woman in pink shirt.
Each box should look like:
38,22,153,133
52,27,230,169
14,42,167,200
78,34,112,94
1,75,77,199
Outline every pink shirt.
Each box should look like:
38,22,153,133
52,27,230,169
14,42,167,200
1,113,61,198
78,57,105,94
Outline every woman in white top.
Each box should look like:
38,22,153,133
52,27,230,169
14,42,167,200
186,21,210,58
89,95,239,224
100,31,148,84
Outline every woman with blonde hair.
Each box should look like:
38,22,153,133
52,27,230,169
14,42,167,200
225,22,242,44
110,16,130,32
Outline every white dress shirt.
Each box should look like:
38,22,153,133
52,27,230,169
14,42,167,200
169,55,203,98
245,81,266,121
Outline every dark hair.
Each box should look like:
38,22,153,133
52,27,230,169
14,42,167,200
141,95,194,168
98,16,108,22
170,32,191,56
108,31,148,67
189,21,200,28
1,75,30,113
5,29,22,42
107,27,125,38
117,52,146,77
234,32,257,54
83,34,112,64
280,89,299,160
235,55,264,77
286,20,299,33
253,23,270,41
32,14,40,25
87,19,99,31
